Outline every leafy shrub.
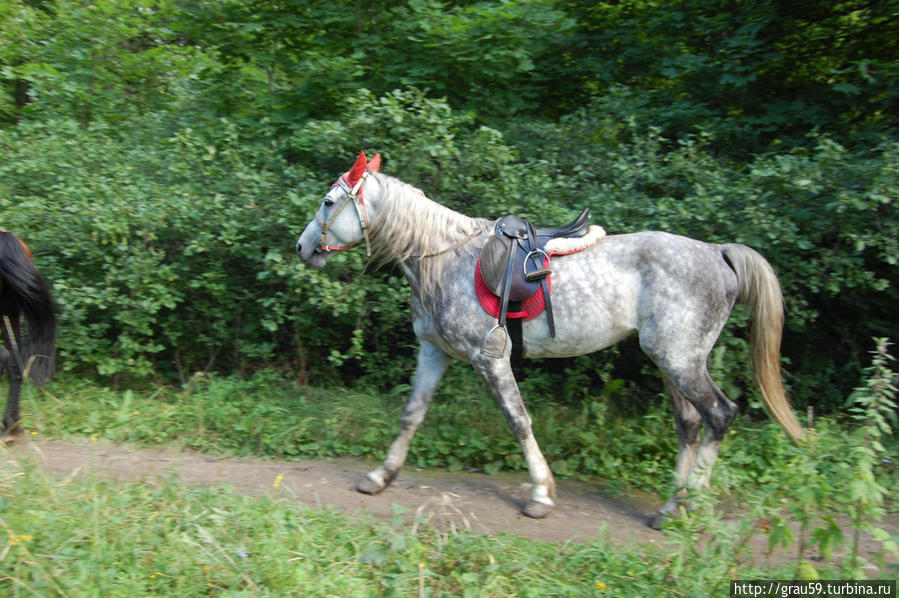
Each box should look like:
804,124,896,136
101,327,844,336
0,118,303,380
2,86,897,410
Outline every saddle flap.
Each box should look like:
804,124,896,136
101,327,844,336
479,234,544,302
479,234,511,294
495,215,529,240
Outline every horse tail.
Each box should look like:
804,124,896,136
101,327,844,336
0,231,56,384
722,243,805,443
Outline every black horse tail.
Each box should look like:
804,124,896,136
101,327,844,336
0,231,56,384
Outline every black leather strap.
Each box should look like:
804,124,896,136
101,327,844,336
508,310,523,364
525,222,555,338
498,237,516,328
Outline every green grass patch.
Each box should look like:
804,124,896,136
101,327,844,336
10,347,899,586
0,451,803,597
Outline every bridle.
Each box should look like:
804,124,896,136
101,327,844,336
316,171,373,257
309,151,486,261
313,168,489,261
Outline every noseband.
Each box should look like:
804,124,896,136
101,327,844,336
316,172,372,256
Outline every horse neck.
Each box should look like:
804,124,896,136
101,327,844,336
369,173,488,302
369,174,488,262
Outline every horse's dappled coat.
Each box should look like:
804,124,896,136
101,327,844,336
296,151,803,528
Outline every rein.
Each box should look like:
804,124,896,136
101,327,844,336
409,225,490,259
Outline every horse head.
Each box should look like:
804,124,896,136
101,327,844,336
295,151,382,267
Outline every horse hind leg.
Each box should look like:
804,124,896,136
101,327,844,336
356,340,451,495
647,376,703,529
649,362,738,529
682,373,738,489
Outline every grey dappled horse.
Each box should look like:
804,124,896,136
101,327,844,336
295,152,804,528
0,229,56,441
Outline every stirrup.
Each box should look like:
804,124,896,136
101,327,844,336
480,324,508,359
523,249,551,282
525,268,551,282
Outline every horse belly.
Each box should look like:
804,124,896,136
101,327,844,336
521,254,639,358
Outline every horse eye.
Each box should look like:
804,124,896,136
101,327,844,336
324,198,334,207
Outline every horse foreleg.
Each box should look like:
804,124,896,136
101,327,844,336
356,340,450,495
471,354,556,519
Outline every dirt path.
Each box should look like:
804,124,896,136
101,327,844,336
7,439,897,572
8,439,662,545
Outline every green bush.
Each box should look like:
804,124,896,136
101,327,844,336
2,86,897,410
0,88,576,387
0,118,304,380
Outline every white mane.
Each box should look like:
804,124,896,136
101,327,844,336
369,173,490,298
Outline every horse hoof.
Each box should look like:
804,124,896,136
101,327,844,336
646,512,667,530
522,500,553,519
1,428,22,445
355,476,386,495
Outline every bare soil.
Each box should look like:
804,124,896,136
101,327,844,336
7,439,897,573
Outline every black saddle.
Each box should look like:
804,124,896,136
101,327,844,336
479,208,590,358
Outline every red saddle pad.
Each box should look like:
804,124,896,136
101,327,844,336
474,256,550,321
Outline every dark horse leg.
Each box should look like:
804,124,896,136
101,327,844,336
647,376,704,529
1,316,24,440
643,337,739,529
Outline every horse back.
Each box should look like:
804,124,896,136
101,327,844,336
518,231,739,357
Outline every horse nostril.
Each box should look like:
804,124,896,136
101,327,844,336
295,242,302,255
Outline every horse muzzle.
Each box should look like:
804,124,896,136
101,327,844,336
295,230,331,268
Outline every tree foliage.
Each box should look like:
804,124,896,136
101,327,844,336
1,0,896,411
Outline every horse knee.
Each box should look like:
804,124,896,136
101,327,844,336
400,406,426,429
501,405,532,439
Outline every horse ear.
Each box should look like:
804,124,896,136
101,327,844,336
347,151,368,184
368,153,381,173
